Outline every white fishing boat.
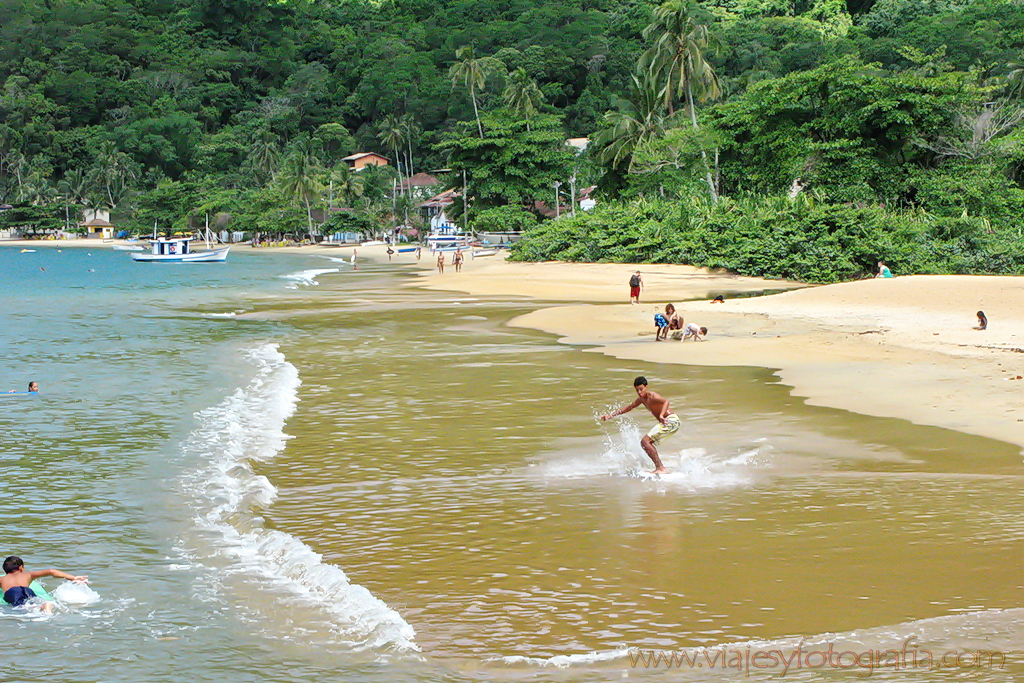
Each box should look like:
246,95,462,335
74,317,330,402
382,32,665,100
130,237,229,263
426,224,472,250
112,244,144,251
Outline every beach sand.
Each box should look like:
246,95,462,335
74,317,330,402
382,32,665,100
408,251,1024,450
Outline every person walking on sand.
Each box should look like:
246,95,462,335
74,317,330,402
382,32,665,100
601,376,679,474
2,555,87,612
629,271,643,304
454,247,464,273
437,252,445,274
416,245,422,260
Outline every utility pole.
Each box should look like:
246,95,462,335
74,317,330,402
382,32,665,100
570,174,577,217
553,181,562,219
462,169,468,233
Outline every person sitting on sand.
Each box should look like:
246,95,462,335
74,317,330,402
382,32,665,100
681,322,707,341
600,376,678,474
654,310,669,341
711,295,724,304
2,555,87,612
976,310,988,330
876,260,893,278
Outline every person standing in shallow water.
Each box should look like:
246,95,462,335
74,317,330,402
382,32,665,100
601,376,679,474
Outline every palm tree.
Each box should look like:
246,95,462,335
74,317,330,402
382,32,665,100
502,67,545,131
377,114,406,188
449,46,505,137
88,141,138,210
276,138,324,240
641,0,721,201
400,115,420,179
592,74,670,173
246,129,281,183
330,165,364,208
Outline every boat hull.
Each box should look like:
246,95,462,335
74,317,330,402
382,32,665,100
131,247,230,262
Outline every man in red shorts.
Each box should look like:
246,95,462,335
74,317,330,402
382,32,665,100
629,271,643,304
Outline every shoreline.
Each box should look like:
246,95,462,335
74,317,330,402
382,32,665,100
400,252,1024,450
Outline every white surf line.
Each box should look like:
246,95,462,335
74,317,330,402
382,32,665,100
181,343,418,652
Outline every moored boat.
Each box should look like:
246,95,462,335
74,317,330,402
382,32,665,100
130,237,229,262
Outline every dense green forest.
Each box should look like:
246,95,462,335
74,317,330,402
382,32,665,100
2,0,1024,280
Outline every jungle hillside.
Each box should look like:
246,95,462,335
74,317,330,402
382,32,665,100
2,0,1024,281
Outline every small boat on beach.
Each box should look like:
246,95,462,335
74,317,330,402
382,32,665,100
112,245,144,251
472,249,498,258
130,237,229,263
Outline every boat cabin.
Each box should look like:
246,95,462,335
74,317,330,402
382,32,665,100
148,237,194,256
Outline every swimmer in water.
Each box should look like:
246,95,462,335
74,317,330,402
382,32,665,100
600,376,679,474
2,555,87,613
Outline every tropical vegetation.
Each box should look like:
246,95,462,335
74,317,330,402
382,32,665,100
0,0,1023,280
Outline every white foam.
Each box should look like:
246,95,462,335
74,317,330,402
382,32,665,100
500,647,632,667
181,343,417,652
53,582,100,605
280,268,339,289
540,418,768,491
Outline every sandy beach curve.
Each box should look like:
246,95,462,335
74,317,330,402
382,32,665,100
409,253,1024,450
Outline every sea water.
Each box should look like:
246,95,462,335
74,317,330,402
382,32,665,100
2,244,1023,682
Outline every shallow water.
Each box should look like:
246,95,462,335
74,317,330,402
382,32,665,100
2,245,1022,681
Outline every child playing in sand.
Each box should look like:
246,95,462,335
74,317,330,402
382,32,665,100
654,310,669,341
681,323,708,341
976,311,987,330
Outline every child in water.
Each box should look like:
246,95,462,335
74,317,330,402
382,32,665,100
2,555,87,613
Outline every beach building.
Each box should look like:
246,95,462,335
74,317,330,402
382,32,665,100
81,209,116,239
565,137,589,154
343,152,389,171
417,188,460,231
397,172,441,200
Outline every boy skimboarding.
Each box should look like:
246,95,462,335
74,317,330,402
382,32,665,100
601,376,679,474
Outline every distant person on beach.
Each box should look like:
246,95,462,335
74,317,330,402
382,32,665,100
454,248,464,272
2,555,87,612
711,295,724,304
601,376,678,474
976,311,988,330
681,323,707,341
629,271,643,304
416,246,422,260
437,252,445,274
386,246,394,261
876,261,893,278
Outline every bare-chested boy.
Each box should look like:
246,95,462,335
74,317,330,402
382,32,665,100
600,376,679,474
2,555,87,612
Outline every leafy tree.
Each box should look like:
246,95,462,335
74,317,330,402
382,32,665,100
437,108,574,213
